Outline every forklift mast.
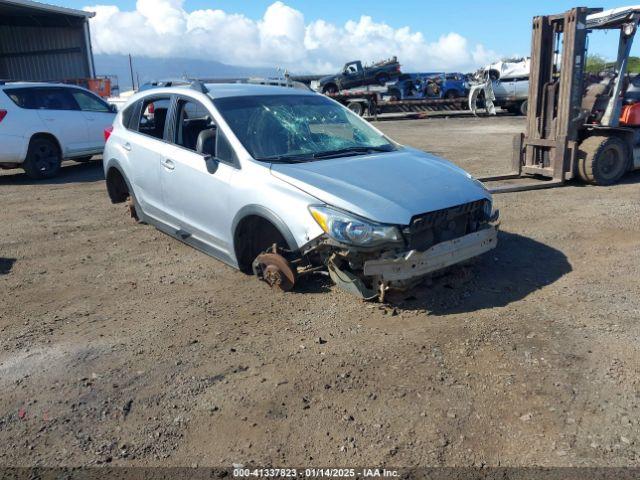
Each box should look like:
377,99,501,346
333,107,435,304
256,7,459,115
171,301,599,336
520,7,597,182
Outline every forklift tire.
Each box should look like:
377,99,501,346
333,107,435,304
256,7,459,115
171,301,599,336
578,135,629,186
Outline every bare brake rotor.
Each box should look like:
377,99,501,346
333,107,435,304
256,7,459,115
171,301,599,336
253,252,297,292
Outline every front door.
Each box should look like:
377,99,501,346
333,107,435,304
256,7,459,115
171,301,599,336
159,96,236,258
68,88,116,151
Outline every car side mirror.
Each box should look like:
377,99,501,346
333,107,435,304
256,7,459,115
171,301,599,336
203,154,219,174
109,104,118,113
196,127,218,173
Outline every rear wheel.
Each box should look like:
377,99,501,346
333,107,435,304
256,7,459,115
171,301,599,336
322,84,338,94
23,137,61,179
347,101,364,116
519,100,528,116
578,135,629,185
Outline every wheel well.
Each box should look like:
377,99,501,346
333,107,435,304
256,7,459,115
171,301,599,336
106,166,129,203
29,133,61,156
233,215,288,274
323,83,338,93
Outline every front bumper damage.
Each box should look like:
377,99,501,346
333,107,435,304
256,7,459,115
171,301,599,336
254,200,499,301
327,223,499,301
363,225,497,282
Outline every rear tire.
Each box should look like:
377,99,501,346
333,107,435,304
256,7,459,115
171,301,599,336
578,135,629,186
322,84,338,94
519,100,528,116
23,137,61,179
347,101,364,116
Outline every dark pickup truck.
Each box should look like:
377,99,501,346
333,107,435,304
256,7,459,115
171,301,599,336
318,58,401,94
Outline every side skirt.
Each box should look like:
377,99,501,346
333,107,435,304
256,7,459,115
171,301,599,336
144,214,240,270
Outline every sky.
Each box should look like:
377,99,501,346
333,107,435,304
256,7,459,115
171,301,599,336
50,0,640,73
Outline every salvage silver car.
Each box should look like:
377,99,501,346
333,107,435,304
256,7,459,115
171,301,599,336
104,82,498,300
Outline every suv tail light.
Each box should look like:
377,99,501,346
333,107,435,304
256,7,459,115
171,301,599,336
104,125,113,141
0,110,6,122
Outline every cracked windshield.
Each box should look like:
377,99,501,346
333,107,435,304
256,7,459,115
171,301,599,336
214,94,395,161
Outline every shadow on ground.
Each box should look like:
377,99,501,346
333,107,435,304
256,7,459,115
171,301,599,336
0,258,16,275
295,272,333,294
0,160,104,186
386,230,572,315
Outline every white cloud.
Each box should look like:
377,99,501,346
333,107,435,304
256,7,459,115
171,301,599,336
85,0,498,72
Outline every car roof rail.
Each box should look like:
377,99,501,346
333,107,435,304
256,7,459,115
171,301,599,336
190,80,209,94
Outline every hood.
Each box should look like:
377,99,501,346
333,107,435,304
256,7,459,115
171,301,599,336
270,148,491,225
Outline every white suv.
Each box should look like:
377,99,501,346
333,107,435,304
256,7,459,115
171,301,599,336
0,82,116,179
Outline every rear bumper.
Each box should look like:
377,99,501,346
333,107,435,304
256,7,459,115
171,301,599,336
0,134,26,164
363,225,498,282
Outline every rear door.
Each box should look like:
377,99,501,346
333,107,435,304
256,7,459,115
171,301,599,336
34,87,90,155
68,88,116,152
124,95,172,222
159,95,236,256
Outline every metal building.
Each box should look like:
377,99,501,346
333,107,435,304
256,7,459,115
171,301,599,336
0,0,95,82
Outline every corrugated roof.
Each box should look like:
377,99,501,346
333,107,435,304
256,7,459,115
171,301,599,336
0,0,95,18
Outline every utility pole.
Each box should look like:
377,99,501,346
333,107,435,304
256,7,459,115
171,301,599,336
128,54,135,91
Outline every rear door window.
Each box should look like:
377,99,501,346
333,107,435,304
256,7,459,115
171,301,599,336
37,88,78,111
133,96,171,140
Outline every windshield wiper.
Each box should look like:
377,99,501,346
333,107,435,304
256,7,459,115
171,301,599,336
256,154,315,163
312,145,395,159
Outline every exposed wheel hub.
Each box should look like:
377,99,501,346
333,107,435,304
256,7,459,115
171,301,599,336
253,252,297,292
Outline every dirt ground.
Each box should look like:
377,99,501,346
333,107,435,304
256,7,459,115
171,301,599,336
1,115,639,468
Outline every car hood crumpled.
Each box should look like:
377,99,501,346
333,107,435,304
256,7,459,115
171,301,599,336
270,147,491,226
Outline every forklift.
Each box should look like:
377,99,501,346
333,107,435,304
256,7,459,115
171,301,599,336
481,6,640,193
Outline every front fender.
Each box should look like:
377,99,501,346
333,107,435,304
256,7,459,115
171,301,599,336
231,205,299,252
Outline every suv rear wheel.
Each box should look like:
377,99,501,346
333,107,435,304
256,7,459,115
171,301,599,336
23,137,61,179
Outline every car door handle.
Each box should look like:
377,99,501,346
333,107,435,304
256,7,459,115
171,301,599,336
161,159,175,171
122,142,131,151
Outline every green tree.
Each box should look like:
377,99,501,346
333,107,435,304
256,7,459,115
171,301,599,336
585,54,607,73
627,56,640,73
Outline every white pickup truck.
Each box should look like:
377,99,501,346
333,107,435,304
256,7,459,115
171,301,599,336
492,75,529,115
471,59,530,116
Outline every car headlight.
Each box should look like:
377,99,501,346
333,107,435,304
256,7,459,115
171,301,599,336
308,205,402,247
483,200,493,219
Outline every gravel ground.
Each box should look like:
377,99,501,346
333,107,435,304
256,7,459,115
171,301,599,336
0,115,639,468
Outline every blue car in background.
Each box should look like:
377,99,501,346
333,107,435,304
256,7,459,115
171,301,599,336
387,72,469,100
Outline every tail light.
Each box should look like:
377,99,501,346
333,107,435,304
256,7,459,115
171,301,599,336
0,110,6,122
104,125,113,142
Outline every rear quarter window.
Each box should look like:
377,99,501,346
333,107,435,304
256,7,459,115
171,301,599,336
122,103,137,129
4,88,40,109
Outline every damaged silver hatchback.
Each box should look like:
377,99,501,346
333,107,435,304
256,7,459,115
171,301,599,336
104,83,499,301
